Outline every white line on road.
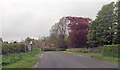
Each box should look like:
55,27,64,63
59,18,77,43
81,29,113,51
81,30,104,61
76,54,86,57
41,54,44,58
33,54,44,68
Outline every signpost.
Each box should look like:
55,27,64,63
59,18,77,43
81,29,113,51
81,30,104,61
27,41,32,51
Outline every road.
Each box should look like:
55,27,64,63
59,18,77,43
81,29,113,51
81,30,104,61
35,51,118,68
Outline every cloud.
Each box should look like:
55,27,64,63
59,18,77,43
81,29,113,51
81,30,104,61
1,0,116,41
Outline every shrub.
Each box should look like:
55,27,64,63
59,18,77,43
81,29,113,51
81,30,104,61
2,46,42,66
2,53,23,66
2,42,25,54
56,48,66,51
101,44,119,58
66,48,89,52
41,47,56,51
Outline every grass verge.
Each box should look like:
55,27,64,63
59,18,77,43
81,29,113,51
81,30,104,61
2,53,39,68
2,47,43,68
94,54,118,63
64,51,118,63
64,51,97,54
0,55,2,70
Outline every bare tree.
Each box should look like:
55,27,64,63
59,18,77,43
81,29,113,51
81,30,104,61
50,17,67,48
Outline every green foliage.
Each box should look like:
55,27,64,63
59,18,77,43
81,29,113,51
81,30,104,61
50,17,67,48
41,47,66,51
49,36,59,48
2,42,25,54
2,53,39,68
113,1,120,44
95,54,118,63
101,44,119,58
65,46,119,63
66,48,96,53
2,47,43,68
66,48,82,52
88,2,119,47
41,47,56,51
30,46,44,55
65,48,98,55
56,48,66,51
0,55,2,69
2,53,24,66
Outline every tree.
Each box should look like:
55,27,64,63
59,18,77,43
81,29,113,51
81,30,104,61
50,23,60,48
87,20,99,47
88,2,118,47
50,17,67,48
66,17,91,48
113,1,120,44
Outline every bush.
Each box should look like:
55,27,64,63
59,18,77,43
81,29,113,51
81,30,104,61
2,42,25,54
30,46,44,55
41,47,56,51
2,47,42,66
101,44,120,58
66,48,100,54
56,48,66,51
2,53,23,66
66,48,89,52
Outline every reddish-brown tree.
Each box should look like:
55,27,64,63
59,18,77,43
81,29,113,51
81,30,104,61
65,16,91,48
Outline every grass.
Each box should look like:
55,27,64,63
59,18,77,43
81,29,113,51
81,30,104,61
64,51,97,54
94,54,119,63
2,47,44,68
0,55,2,70
2,53,39,68
64,51,118,63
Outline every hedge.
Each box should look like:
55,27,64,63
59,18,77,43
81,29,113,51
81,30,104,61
2,47,42,66
66,48,95,53
2,42,25,54
41,47,56,51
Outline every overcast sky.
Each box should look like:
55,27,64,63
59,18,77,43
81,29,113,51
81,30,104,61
0,0,116,42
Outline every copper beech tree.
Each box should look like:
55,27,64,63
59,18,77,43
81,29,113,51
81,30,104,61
50,16,91,48
65,16,91,48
